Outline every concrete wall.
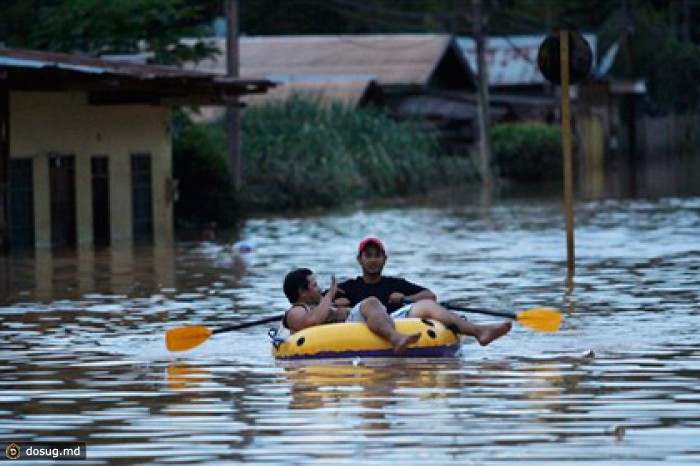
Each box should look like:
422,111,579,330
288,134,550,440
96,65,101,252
9,91,173,248
636,113,700,160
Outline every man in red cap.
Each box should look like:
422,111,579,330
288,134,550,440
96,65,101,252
284,265,510,350
333,236,512,346
335,235,434,314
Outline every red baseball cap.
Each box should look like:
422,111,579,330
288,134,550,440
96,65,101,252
358,235,386,255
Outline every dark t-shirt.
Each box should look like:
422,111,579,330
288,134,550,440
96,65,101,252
336,276,426,313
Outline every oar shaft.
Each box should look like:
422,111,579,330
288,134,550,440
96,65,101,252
440,302,517,320
212,314,283,335
210,303,516,336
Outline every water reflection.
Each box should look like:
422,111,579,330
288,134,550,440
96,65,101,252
166,362,211,392
0,241,252,306
280,360,463,411
581,153,700,199
0,242,177,304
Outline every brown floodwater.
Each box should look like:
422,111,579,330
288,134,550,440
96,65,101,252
1,187,699,464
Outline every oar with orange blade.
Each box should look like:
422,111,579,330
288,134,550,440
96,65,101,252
166,314,283,352
167,302,562,352
442,302,562,333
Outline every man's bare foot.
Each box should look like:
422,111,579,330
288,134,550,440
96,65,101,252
476,321,512,346
391,332,421,354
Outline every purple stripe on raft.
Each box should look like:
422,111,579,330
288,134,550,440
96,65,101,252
275,344,461,360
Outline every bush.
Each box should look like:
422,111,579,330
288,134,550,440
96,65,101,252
172,116,236,227
491,123,562,181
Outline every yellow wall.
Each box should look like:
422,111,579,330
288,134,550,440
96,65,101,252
577,108,606,200
9,91,173,248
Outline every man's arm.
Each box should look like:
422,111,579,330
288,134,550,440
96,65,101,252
388,278,436,305
331,278,353,307
332,285,350,307
404,288,437,302
287,276,339,331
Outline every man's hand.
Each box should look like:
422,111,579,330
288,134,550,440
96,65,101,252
389,292,406,304
330,306,350,321
328,275,339,298
334,297,350,307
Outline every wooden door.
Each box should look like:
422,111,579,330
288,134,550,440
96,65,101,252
9,158,34,249
91,156,110,247
49,155,76,249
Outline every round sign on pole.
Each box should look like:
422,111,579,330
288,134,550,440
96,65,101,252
537,31,593,85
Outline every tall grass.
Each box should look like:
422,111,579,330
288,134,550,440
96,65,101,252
240,95,479,212
173,96,479,224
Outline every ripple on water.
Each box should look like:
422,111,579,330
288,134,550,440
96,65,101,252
1,197,700,464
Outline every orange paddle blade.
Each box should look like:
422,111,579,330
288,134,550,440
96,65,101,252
516,308,563,333
166,326,213,352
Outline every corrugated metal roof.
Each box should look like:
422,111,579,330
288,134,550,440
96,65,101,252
396,94,476,119
243,77,375,107
0,47,207,78
0,55,103,74
187,34,460,86
0,46,274,103
459,34,597,87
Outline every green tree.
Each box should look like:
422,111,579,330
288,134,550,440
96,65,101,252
594,1,700,112
0,0,216,64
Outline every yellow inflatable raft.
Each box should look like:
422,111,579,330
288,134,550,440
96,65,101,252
270,318,461,360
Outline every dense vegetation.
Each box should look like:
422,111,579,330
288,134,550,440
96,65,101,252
491,124,562,182
172,116,237,228
0,0,216,64
1,1,699,112
174,97,480,225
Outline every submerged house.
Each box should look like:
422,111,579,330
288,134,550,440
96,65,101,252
0,47,273,251
459,35,598,122
459,35,652,179
186,34,478,153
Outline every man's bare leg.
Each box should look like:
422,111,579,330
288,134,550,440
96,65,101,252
408,300,511,346
361,297,421,354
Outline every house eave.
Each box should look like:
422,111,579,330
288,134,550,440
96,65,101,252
0,47,274,105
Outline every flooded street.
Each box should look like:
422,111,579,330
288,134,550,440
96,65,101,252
1,192,699,464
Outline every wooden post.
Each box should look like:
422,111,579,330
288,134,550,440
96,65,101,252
682,0,691,42
0,79,9,253
225,0,241,190
472,0,492,192
560,30,575,275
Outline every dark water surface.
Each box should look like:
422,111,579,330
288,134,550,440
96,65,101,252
1,194,699,464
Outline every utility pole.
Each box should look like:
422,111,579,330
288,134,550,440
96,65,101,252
471,0,493,192
620,0,633,74
225,0,241,189
544,0,554,99
0,80,8,252
620,0,637,195
682,0,691,42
